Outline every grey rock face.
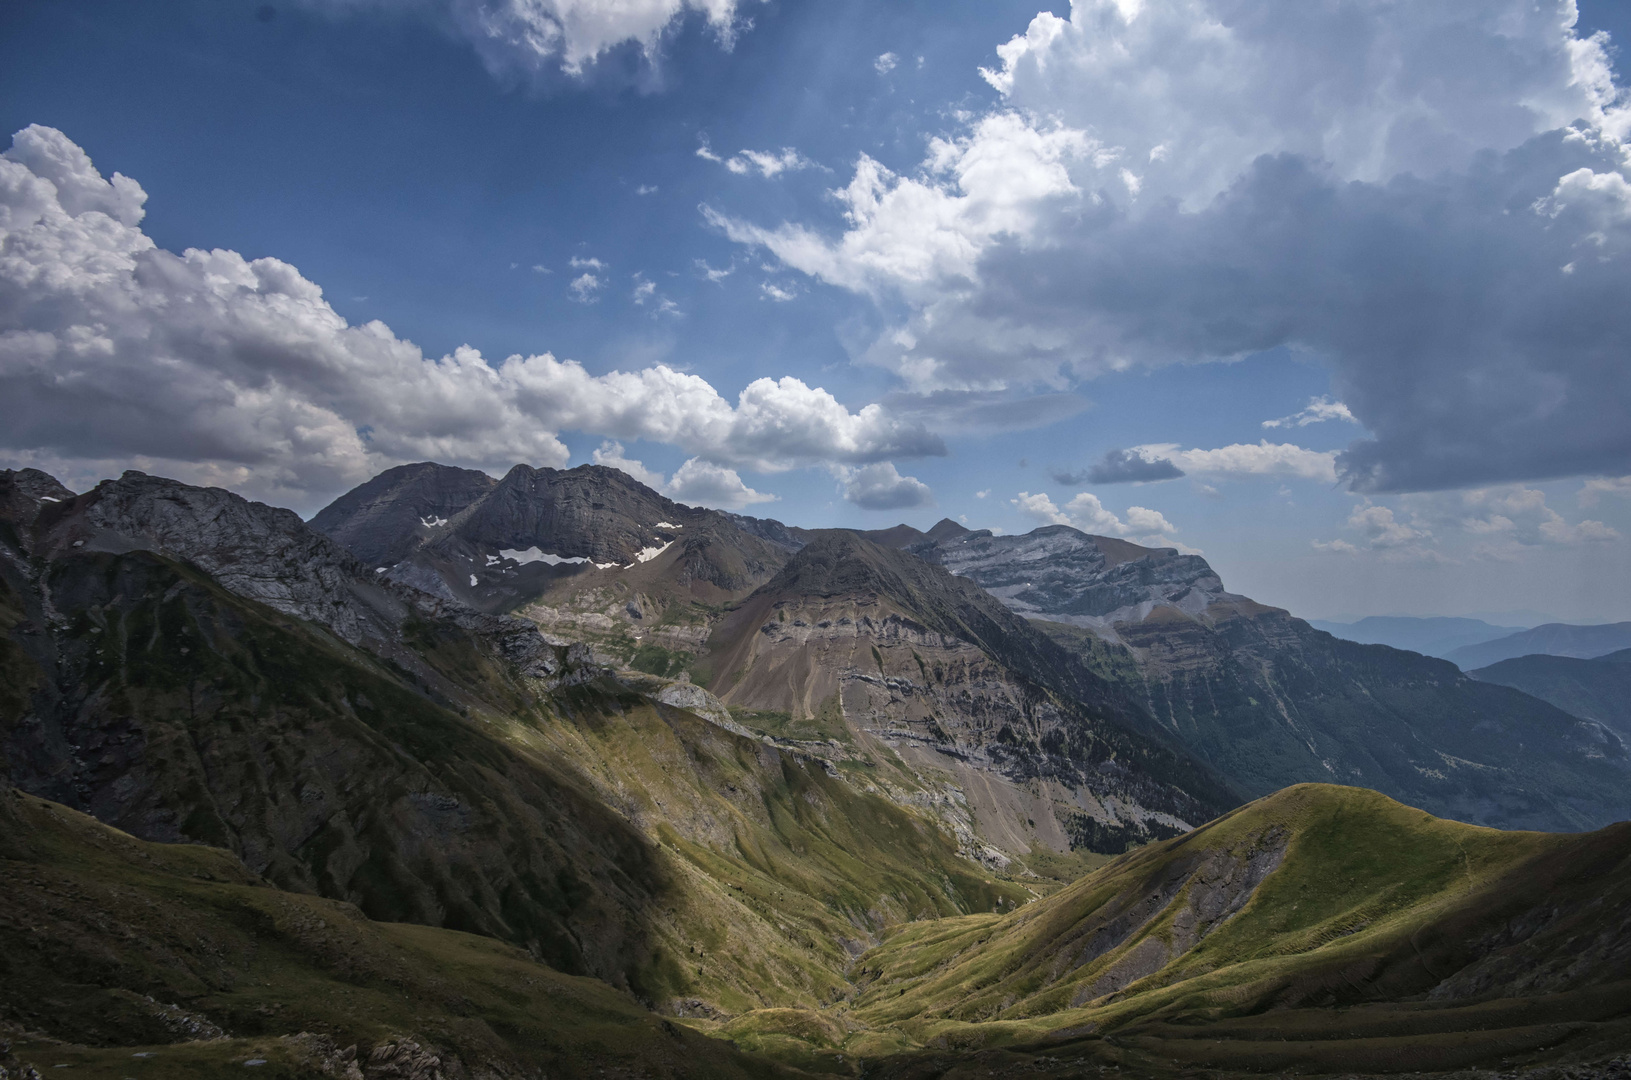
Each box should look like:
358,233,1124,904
39,470,395,646
717,509,807,553
434,463,702,569
917,525,1232,632
308,461,497,567
3,467,73,505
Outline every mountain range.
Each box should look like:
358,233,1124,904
3,461,1629,1077
1308,615,1527,659
1446,621,1631,670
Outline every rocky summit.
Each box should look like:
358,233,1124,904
2,462,1630,1078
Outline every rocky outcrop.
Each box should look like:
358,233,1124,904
914,524,1233,635
364,1038,443,1080
0,468,73,533
36,470,397,646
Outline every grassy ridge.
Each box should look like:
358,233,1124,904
780,785,1631,1070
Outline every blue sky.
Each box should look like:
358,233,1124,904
2,0,1630,622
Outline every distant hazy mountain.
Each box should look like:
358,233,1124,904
1446,622,1631,669
1307,615,1521,659
1470,649,1631,740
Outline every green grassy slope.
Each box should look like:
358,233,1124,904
0,783,804,1079
835,785,1631,1071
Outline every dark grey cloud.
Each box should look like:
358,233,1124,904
881,389,1090,434
915,131,1631,493
1082,449,1186,485
841,462,934,510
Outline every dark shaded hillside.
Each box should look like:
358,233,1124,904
0,782,797,1079
1471,648,1631,740
1,468,1037,1018
0,545,673,993
1044,608,1631,833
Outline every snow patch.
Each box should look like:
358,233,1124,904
501,546,620,570
375,567,387,573
485,554,499,566
502,546,588,566
420,515,449,528
468,574,478,586
654,521,681,529
39,495,60,503
630,540,674,566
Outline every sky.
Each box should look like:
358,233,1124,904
2,0,1630,623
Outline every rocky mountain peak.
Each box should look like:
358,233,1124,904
316,461,801,614
925,517,971,542
445,463,700,566
308,460,497,567
0,468,75,537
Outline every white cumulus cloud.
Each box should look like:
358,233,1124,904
1140,441,1339,482
707,111,1096,303
722,148,818,179
1262,396,1358,429
592,440,775,508
0,126,941,511
666,456,777,508
567,272,603,302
